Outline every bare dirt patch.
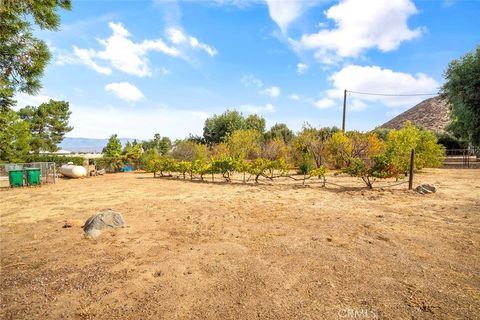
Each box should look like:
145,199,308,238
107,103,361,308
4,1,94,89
1,169,479,319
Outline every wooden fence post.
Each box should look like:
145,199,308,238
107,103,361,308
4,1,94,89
408,149,415,190
53,162,56,184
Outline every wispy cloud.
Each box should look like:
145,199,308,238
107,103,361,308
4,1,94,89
240,103,275,114
260,86,281,98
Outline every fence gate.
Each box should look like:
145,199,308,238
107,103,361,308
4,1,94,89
0,162,57,188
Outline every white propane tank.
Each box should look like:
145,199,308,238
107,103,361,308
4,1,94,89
59,164,87,178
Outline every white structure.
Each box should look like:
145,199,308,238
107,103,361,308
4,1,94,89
59,164,87,178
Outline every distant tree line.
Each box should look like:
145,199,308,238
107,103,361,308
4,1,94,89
102,109,445,188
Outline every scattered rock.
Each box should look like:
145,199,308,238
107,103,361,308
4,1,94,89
63,219,84,228
416,184,437,194
83,211,125,238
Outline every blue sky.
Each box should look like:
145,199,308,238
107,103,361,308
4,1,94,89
15,0,480,140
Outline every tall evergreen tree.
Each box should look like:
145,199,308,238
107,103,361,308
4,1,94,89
0,108,31,162
18,100,72,152
0,0,71,109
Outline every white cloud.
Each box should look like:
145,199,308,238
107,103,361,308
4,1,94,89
289,94,300,101
295,0,423,63
326,64,439,107
260,86,281,98
71,22,182,77
265,0,320,33
240,103,275,114
314,98,336,109
166,27,217,57
241,75,263,88
72,47,112,75
296,63,308,74
105,82,145,102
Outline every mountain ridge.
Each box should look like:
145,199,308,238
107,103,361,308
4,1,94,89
59,137,138,153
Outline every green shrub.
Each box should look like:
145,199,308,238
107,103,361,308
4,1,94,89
386,122,445,172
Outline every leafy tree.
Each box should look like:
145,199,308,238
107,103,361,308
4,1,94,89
123,141,142,167
103,134,122,157
102,134,123,171
264,123,294,143
347,131,384,160
0,108,31,162
210,142,228,158
293,126,339,168
385,122,445,172
436,132,468,149
247,158,289,183
203,110,245,144
343,154,398,189
142,133,172,155
210,156,237,182
172,140,208,162
187,134,205,144
227,129,261,160
326,132,353,169
18,99,72,152
0,0,71,108
441,46,480,146
244,114,266,133
371,127,390,141
140,148,160,171
261,137,288,161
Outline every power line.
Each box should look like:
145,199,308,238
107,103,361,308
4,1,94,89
347,90,437,97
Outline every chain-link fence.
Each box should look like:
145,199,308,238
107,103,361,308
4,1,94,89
0,162,57,188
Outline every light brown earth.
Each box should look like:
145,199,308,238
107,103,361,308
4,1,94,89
0,169,479,319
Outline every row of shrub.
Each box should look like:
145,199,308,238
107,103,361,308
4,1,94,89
137,122,445,188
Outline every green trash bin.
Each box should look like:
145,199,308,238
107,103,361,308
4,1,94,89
9,169,24,187
26,168,41,186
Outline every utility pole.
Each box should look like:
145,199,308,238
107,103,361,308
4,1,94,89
342,89,347,133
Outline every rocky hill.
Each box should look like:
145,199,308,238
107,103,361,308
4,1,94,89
380,96,450,132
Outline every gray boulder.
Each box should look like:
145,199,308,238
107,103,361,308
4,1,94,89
83,211,125,237
416,184,437,195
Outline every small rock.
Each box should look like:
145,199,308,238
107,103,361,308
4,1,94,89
416,184,437,195
63,219,84,228
83,211,126,238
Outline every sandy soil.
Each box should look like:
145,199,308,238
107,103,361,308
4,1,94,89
0,169,479,319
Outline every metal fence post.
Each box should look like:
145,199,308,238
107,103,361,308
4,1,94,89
53,162,56,184
408,149,415,190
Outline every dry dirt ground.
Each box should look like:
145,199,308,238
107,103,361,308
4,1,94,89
0,169,479,320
